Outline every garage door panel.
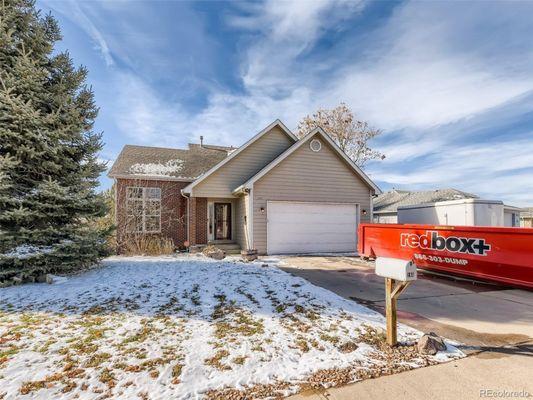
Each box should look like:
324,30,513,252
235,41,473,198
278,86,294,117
267,201,358,254
271,231,356,241
270,215,355,224
267,219,356,228
267,225,356,236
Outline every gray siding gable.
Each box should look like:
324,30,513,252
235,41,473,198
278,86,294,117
191,126,295,198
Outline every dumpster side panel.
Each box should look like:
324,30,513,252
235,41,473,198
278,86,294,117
357,223,533,289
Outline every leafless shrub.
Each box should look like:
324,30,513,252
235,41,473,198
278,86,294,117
121,235,175,256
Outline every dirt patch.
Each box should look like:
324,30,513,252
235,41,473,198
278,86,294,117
205,382,292,400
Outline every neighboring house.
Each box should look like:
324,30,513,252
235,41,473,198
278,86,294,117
373,189,477,224
108,120,380,255
503,205,522,227
398,199,521,227
521,207,533,228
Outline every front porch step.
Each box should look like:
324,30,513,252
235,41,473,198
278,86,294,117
224,249,242,255
208,242,241,254
208,242,240,249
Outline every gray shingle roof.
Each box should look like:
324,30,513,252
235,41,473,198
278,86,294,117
108,143,233,180
374,188,478,213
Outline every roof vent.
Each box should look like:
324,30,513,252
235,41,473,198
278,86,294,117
310,139,322,152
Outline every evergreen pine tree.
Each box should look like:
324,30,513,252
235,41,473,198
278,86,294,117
0,0,110,283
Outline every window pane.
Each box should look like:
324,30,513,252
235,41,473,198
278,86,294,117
126,215,143,232
145,187,161,199
127,187,143,199
127,199,143,215
145,216,160,232
145,200,161,216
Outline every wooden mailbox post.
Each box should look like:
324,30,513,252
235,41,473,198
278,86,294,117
376,257,417,346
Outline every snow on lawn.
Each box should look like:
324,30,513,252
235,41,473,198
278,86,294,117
0,256,463,399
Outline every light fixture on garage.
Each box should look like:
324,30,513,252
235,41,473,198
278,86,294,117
362,209,367,215
260,207,265,213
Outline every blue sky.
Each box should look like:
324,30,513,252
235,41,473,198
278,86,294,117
39,0,533,206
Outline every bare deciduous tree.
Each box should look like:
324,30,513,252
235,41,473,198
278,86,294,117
297,103,385,167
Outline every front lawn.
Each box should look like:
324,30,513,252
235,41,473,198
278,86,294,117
0,256,462,399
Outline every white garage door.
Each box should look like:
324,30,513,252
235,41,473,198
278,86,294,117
267,201,358,254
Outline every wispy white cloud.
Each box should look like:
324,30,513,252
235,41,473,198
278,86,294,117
112,73,188,146
330,2,533,131
219,0,533,137
44,0,114,66
372,137,533,206
112,72,314,148
228,0,365,92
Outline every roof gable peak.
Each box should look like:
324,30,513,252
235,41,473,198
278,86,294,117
181,119,297,195
234,126,381,194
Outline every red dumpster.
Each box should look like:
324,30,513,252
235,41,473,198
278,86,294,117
358,223,533,289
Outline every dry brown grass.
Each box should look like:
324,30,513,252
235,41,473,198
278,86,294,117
121,235,175,256
99,368,116,388
205,349,232,371
232,356,247,365
19,381,46,395
85,352,112,368
205,382,291,400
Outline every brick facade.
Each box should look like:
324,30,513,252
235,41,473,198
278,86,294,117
115,178,210,253
188,197,208,245
115,178,190,252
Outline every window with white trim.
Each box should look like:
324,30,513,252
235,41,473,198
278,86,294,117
126,187,161,233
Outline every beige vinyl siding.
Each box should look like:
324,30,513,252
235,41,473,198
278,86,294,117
252,137,372,254
234,195,250,250
192,126,294,198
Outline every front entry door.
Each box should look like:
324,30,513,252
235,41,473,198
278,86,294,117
214,203,232,240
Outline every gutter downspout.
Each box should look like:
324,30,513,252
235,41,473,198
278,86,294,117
243,188,252,251
247,187,254,252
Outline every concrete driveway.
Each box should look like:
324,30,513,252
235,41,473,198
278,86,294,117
278,255,533,400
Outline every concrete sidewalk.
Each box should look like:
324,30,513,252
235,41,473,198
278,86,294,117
278,256,533,399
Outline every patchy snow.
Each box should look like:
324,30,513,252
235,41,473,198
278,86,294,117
2,240,75,260
0,256,463,399
129,159,184,176
1,244,54,259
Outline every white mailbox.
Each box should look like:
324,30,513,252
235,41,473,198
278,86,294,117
375,257,417,282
